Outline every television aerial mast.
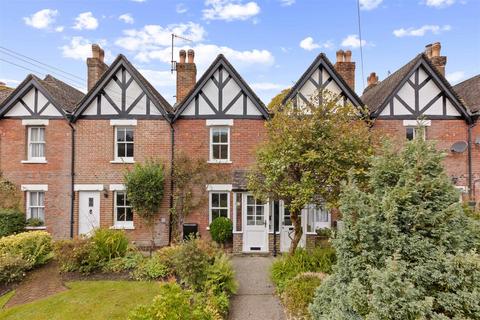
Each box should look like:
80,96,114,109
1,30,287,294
171,33,192,74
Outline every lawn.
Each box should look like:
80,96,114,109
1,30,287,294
0,281,162,320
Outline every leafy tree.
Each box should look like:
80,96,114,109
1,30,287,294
248,92,372,254
0,173,21,210
124,161,165,252
310,136,480,319
267,88,290,111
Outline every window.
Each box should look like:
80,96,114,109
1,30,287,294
406,127,426,141
27,191,45,224
114,191,133,228
115,127,134,161
27,127,45,161
306,204,330,233
209,192,229,223
246,195,265,226
210,127,230,162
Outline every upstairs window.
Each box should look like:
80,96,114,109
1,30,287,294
406,127,426,141
210,127,230,162
115,127,134,161
28,127,45,161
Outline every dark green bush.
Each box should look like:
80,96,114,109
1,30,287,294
0,209,25,237
205,254,237,298
282,273,324,319
0,253,30,284
271,247,335,293
91,228,129,262
209,217,233,244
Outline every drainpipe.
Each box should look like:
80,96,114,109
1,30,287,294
168,116,175,245
273,203,277,257
467,119,477,204
68,118,76,239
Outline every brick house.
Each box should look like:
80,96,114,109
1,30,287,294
0,74,84,238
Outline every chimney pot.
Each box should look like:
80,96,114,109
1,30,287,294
425,42,446,76
336,50,344,63
425,44,433,58
179,50,186,63
187,49,195,63
367,72,379,86
334,51,355,91
344,50,352,62
431,42,441,57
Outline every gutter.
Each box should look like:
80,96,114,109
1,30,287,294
67,118,76,239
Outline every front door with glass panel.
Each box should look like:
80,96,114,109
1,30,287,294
242,195,269,252
79,191,100,236
280,202,305,252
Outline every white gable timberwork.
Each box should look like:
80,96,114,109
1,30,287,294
283,53,363,108
73,55,171,120
175,55,269,119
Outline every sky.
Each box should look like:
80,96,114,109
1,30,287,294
0,0,479,105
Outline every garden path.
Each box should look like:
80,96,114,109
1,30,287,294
5,261,66,308
229,256,286,320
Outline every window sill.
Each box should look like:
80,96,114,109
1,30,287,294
21,160,47,164
110,159,135,164
110,225,135,230
25,226,46,230
207,160,232,164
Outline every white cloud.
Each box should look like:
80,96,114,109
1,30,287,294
393,24,451,37
176,3,188,13
73,12,99,30
251,82,286,91
279,0,295,6
424,0,455,8
299,37,333,51
55,26,64,32
203,0,261,21
359,0,383,10
139,69,175,87
341,34,367,48
0,79,21,87
23,9,58,29
446,71,465,84
60,37,93,60
119,13,134,24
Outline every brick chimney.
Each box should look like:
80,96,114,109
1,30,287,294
334,49,355,91
87,44,108,91
176,49,196,103
367,72,379,87
425,42,446,76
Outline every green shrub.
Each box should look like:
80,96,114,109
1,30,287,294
26,217,44,227
132,256,170,281
102,250,144,273
0,253,30,284
282,273,324,319
0,231,53,267
316,227,332,238
0,209,25,237
271,247,335,293
204,254,237,298
90,229,129,263
209,217,233,244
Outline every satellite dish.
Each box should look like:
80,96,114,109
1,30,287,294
475,136,480,146
451,141,468,153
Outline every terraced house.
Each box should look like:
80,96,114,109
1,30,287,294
0,42,478,253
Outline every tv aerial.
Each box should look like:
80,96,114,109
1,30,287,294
171,33,192,74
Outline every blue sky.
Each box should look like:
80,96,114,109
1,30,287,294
0,0,479,104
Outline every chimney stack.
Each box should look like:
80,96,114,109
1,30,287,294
176,49,197,103
334,49,355,91
87,44,108,91
425,42,446,76
367,72,379,87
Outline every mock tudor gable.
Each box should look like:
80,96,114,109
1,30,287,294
73,55,173,120
283,53,363,108
174,54,269,119
363,54,471,121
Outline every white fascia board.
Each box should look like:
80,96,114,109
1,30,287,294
403,120,431,127
74,184,104,191
206,119,233,126
22,119,49,126
21,184,48,191
110,119,137,126
109,184,126,191
206,184,232,191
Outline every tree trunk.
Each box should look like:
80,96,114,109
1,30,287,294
289,209,303,255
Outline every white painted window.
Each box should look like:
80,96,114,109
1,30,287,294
209,192,229,223
26,191,45,223
27,127,45,160
406,127,426,141
209,127,230,162
306,204,330,233
114,191,133,228
115,127,134,161
246,195,265,226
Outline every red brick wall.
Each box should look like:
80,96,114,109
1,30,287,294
174,119,267,238
73,119,172,246
472,123,480,207
0,119,72,239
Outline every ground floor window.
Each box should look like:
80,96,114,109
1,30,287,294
27,191,45,224
246,195,265,226
114,191,133,228
209,192,229,223
306,204,330,233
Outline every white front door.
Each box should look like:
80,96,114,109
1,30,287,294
280,202,306,253
79,191,100,236
243,194,269,252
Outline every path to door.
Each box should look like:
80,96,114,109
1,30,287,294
229,256,286,320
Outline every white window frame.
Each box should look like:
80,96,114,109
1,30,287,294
113,191,134,229
245,195,266,226
209,191,230,224
26,190,45,226
26,126,46,162
305,204,331,234
113,126,135,163
405,126,426,141
209,126,231,163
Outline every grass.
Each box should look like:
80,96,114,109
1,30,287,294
0,281,163,320
0,291,15,309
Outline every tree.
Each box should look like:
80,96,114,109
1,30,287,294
0,173,21,210
248,92,372,254
170,153,221,243
124,161,165,252
310,136,480,319
267,88,290,111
